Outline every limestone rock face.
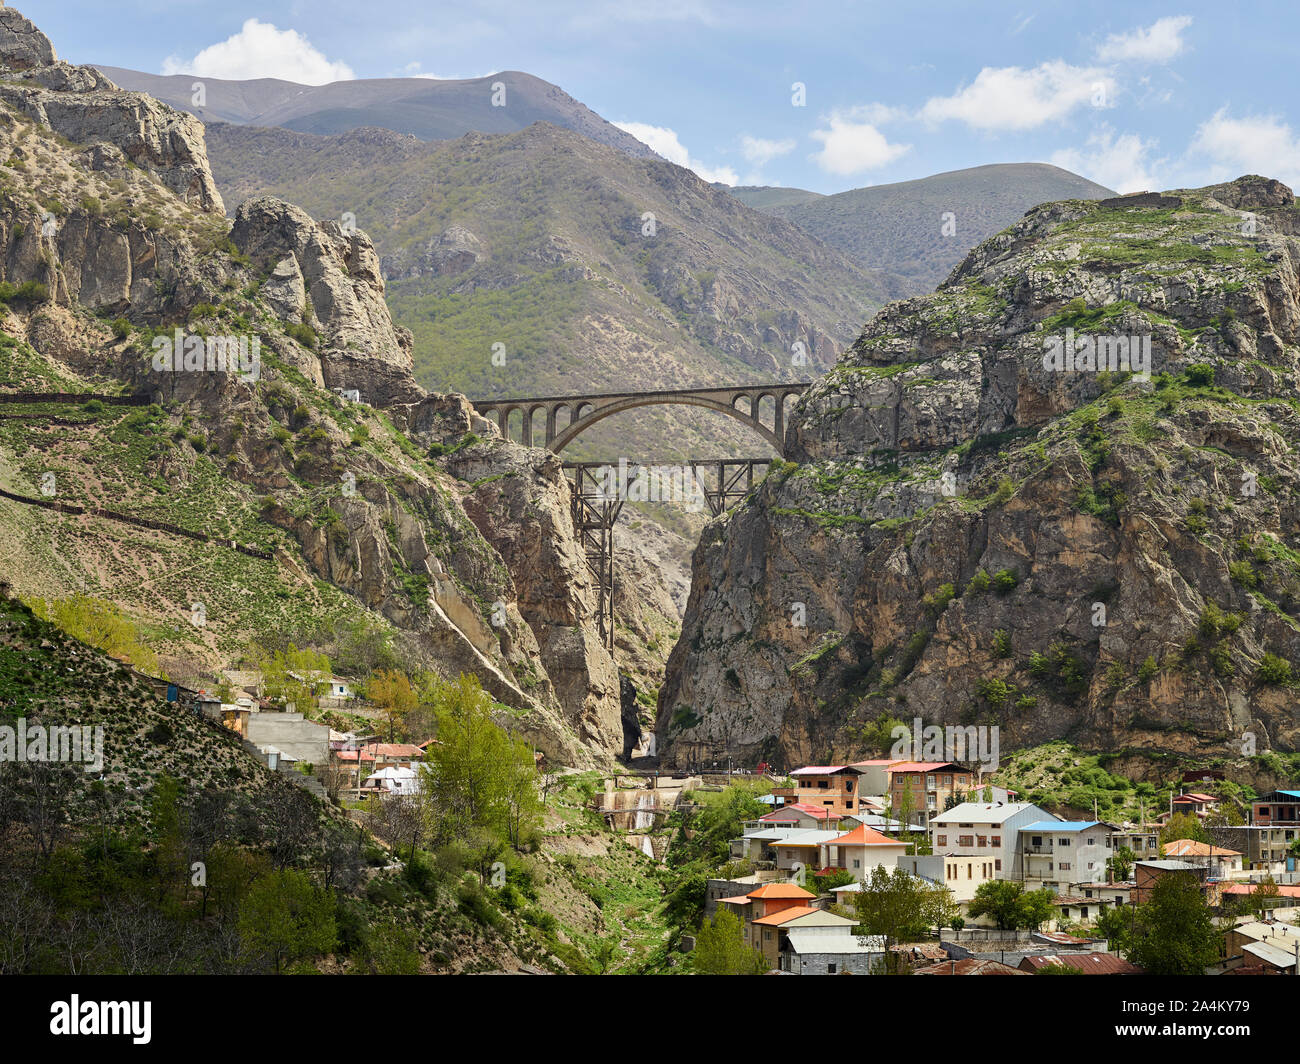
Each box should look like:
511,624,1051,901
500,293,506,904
0,8,222,213
231,197,422,406
658,176,1300,770
0,8,55,71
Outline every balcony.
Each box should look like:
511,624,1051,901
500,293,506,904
1022,845,1055,855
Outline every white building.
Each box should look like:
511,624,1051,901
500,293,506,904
1019,821,1119,890
929,802,1059,880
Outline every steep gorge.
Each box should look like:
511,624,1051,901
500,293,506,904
658,177,1300,771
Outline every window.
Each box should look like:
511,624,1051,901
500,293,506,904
1058,838,1071,847
1087,837,1096,846
1080,906,1089,918
1031,836,1042,847
828,963,837,974
967,865,972,879
995,859,1002,871
845,800,854,809
853,859,861,868
926,775,935,788
991,836,1000,846
1059,862,1071,871
846,781,854,792
937,835,947,847
959,835,973,847
1085,889,1093,898
977,835,987,847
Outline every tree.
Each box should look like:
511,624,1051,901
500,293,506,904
367,669,417,742
693,908,767,974
1160,811,1210,848
237,869,336,974
1239,874,1280,920
27,594,159,673
1121,872,1221,975
254,643,332,716
1106,845,1136,883
853,865,958,972
968,880,1056,930
421,673,540,850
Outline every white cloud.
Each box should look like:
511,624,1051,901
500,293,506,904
809,111,910,175
1051,128,1163,194
1188,108,1300,189
1096,16,1193,63
614,121,739,184
740,135,796,166
161,19,354,85
919,61,1115,131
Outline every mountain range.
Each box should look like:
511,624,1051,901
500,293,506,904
728,163,1116,291
97,65,658,157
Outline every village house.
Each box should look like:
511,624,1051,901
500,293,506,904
750,907,857,968
818,824,908,881
790,765,870,815
1225,918,1300,974
717,882,817,948
779,929,884,975
1019,820,1119,891
1111,827,1161,862
1248,790,1300,867
1131,860,1209,904
1171,792,1220,819
770,830,844,875
360,765,421,796
847,758,899,795
1160,838,1244,877
929,802,1058,881
898,854,997,904
887,762,976,825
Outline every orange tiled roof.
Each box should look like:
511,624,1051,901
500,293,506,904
746,883,815,900
752,906,819,927
1163,839,1241,858
828,824,902,847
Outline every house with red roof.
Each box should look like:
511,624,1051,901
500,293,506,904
887,762,976,826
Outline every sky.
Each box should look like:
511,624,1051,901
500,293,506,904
19,0,1300,195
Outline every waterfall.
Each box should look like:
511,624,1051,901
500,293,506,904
634,791,654,830
640,835,655,858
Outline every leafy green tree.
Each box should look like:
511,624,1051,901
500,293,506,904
693,908,767,974
1106,845,1136,883
237,869,337,973
26,593,159,673
255,643,332,715
853,865,958,972
967,880,1057,930
1121,872,1222,975
367,668,417,742
421,673,540,850
1239,873,1280,920
1160,811,1210,848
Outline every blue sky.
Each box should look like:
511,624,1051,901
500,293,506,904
20,0,1300,194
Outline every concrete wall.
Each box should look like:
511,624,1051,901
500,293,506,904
246,711,329,766
782,950,880,975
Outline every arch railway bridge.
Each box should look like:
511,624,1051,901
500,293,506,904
468,383,810,650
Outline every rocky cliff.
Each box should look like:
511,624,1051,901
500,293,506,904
0,7,662,766
658,176,1300,769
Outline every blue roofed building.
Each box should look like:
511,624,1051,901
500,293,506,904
1019,821,1122,892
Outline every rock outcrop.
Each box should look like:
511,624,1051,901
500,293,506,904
0,10,222,213
658,176,1300,769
